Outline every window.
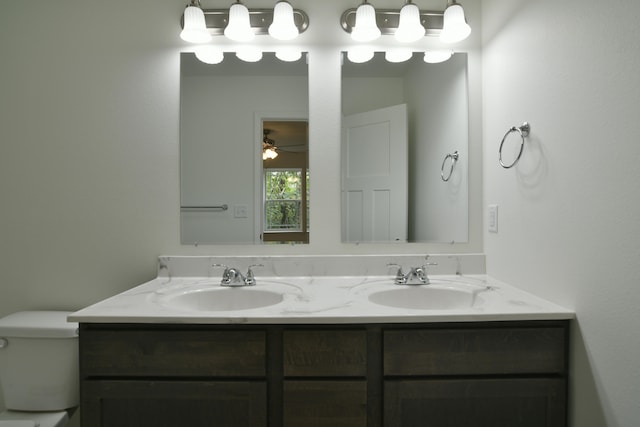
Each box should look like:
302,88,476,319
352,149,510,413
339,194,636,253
263,168,309,243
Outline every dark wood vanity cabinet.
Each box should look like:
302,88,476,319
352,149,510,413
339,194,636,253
79,321,568,427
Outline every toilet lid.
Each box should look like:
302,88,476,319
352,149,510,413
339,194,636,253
0,410,68,427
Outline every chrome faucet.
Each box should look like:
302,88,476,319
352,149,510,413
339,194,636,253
387,256,438,285
213,264,263,287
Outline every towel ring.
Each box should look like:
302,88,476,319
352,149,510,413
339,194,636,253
499,122,530,169
441,150,459,182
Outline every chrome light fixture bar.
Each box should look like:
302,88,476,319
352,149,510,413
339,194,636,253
341,8,443,37
181,6,309,38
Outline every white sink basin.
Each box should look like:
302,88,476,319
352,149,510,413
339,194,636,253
368,286,475,310
159,287,284,312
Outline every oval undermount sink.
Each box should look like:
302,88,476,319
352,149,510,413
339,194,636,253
160,288,284,312
368,286,474,310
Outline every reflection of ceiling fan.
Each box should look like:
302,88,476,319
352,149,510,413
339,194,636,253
262,129,278,160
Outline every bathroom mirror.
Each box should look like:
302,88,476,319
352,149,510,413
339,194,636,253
341,52,469,243
180,52,309,244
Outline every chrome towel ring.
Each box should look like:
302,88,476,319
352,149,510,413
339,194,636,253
441,150,459,182
499,122,530,169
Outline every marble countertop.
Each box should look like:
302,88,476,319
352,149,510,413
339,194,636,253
69,274,574,324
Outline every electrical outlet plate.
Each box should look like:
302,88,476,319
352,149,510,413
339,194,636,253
488,204,498,233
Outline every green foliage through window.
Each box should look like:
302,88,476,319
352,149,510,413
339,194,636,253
264,169,309,231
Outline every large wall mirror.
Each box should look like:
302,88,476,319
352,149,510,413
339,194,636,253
341,52,469,244
180,52,309,244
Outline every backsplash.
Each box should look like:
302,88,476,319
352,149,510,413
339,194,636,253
158,254,486,278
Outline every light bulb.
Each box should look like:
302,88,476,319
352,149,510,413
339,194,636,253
224,2,254,42
351,3,381,42
394,3,425,43
180,5,212,43
269,1,299,41
440,2,471,43
423,50,453,63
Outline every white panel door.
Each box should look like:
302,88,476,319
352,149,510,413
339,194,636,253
342,104,408,242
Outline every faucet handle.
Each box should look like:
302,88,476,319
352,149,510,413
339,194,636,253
387,263,407,285
422,255,438,269
245,264,264,286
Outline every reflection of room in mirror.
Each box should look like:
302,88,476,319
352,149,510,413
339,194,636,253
179,52,309,245
262,120,309,244
341,52,469,244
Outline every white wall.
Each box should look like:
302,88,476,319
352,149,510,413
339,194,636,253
482,0,640,425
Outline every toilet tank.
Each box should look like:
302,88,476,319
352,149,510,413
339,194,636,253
0,311,79,411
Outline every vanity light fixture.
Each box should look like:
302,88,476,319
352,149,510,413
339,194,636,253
179,2,309,43
440,0,471,43
224,1,254,42
180,0,212,43
341,0,470,43
395,1,425,43
350,1,381,42
269,1,299,41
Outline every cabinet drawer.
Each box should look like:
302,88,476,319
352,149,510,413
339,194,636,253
81,329,266,377
283,330,367,377
384,378,566,427
384,326,566,376
283,380,367,427
82,380,267,427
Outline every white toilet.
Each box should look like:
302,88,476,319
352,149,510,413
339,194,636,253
0,311,79,427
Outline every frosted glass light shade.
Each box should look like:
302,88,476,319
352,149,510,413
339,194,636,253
385,49,413,63
347,46,374,63
351,3,381,42
423,50,453,63
275,47,303,62
269,1,299,41
224,2,254,42
180,5,212,43
394,3,425,43
195,46,224,64
440,3,471,43
236,46,262,62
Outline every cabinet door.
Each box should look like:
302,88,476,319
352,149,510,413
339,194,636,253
283,380,367,427
82,380,267,427
384,378,566,427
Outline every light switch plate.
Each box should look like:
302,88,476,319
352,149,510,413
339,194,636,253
488,204,498,233
234,205,248,218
